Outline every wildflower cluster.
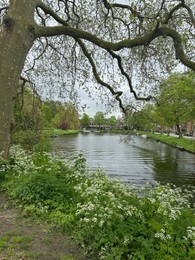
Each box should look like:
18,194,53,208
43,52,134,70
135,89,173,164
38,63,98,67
185,226,195,248
75,173,143,226
154,229,171,240
8,145,35,175
142,183,194,220
3,146,195,259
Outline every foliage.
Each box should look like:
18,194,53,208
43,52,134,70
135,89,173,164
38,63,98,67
2,145,195,259
43,129,79,137
145,132,195,153
80,113,91,129
12,83,42,149
42,101,80,130
126,104,156,131
125,72,195,134
0,155,7,185
93,112,105,127
12,99,81,153
155,72,195,135
108,115,117,128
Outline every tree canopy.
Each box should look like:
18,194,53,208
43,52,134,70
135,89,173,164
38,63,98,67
0,0,195,157
80,113,91,129
94,111,106,126
155,72,195,135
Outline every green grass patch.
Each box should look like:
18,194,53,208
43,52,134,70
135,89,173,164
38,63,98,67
0,234,32,254
43,128,79,137
0,236,9,249
145,132,195,153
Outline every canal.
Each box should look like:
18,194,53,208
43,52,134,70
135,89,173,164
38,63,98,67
51,132,195,187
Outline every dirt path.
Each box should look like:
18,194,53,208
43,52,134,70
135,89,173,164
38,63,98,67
0,193,88,260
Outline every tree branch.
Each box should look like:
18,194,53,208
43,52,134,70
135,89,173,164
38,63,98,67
36,0,69,26
75,38,126,113
107,49,152,101
35,23,195,72
34,24,156,49
0,6,8,14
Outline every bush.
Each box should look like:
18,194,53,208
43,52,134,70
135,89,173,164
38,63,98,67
4,146,195,259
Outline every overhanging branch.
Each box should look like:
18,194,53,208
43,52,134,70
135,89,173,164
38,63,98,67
75,38,126,113
35,23,195,72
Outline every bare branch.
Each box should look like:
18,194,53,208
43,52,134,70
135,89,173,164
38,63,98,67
163,3,184,24
75,38,126,113
35,23,195,72
25,38,48,73
183,3,195,27
107,49,152,101
36,0,68,26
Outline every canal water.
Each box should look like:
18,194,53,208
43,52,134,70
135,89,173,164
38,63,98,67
51,132,195,187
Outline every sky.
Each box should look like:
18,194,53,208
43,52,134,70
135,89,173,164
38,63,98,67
77,88,122,118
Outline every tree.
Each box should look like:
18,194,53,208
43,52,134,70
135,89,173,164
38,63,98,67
131,104,156,131
40,104,53,129
156,72,195,137
0,0,195,158
108,115,117,129
63,102,80,130
52,102,80,130
80,113,90,129
93,112,105,128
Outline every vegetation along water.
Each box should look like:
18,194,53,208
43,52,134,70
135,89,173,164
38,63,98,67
1,143,195,259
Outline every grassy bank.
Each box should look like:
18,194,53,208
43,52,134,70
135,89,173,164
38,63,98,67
1,145,195,259
43,129,79,137
143,132,195,153
102,130,195,153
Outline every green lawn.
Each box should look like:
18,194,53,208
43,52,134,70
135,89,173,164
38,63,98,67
145,132,195,153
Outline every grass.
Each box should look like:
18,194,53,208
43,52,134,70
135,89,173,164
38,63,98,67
43,129,79,137
99,129,195,153
145,132,195,153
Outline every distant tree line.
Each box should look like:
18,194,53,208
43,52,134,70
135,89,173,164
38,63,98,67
80,112,118,130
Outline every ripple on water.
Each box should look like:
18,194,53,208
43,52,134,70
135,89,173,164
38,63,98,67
51,133,195,187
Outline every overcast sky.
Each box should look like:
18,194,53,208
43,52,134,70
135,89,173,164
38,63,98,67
78,88,122,118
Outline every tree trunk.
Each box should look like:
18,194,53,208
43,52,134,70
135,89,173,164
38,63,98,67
0,0,36,159
176,124,182,138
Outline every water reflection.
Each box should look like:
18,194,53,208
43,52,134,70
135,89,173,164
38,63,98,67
51,133,195,187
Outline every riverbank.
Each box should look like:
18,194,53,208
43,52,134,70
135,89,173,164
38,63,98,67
143,132,195,153
44,129,79,137
102,130,195,153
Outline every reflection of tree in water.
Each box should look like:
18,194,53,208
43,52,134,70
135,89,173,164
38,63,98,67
138,139,195,187
152,146,180,185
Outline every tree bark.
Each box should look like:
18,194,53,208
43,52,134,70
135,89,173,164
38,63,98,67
0,0,36,159
176,124,183,138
